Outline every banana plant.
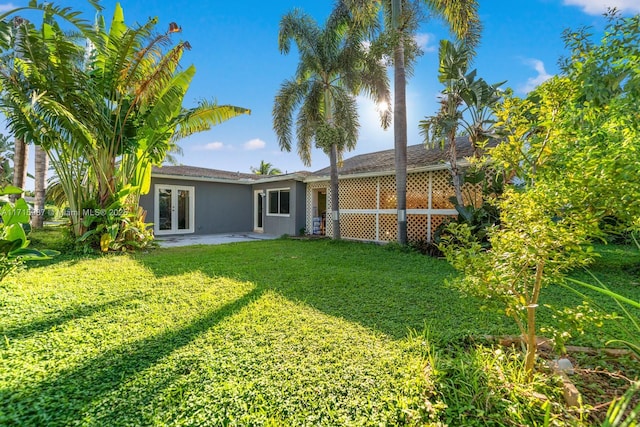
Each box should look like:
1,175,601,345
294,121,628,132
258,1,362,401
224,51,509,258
420,39,504,207
0,2,249,242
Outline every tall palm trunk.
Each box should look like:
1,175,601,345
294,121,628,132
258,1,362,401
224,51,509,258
32,145,48,228
325,88,341,240
392,0,407,245
11,138,28,202
329,143,341,239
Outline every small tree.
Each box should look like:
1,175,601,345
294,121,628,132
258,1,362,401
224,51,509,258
439,12,640,379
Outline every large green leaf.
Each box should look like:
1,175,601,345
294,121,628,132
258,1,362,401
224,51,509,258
0,199,30,226
137,162,152,195
9,247,58,260
0,185,24,195
2,223,27,246
0,239,24,255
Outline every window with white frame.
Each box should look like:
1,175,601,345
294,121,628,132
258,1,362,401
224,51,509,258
267,188,290,216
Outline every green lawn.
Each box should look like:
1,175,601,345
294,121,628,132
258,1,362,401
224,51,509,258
1,237,638,425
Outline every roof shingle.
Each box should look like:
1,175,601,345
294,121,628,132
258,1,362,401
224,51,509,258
310,136,477,177
151,137,486,182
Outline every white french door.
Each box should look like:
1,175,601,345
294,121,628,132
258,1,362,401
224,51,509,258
154,185,195,235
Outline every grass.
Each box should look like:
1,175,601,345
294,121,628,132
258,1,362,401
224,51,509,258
2,233,639,425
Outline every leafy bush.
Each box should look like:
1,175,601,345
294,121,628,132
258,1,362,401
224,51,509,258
77,188,154,252
432,166,503,253
0,186,58,281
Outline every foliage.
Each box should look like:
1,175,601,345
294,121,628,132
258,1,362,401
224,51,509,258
562,233,640,359
431,345,578,426
602,380,640,427
0,185,57,281
540,302,618,355
0,2,249,241
78,204,155,253
438,12,640,379
273,1,391,239
420,39,503,207
432,165,503,251
0,134,13,186
344,0,481,244
250,160,282,175
439,188,595,375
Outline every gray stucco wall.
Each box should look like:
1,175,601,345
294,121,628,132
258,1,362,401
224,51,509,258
252,180,307,236
140,178,253,235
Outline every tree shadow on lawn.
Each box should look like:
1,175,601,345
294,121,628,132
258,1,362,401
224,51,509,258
137,240,515,343
1,294,148,341
2,287,264,426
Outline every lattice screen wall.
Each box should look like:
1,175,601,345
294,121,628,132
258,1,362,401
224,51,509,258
307,169,480,242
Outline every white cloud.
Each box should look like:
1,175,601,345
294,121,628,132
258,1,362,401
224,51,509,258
520,58,553,93
202,142,226,151
563,0,640,15
414,33,437,53
0,3,17,12
243,138,266,151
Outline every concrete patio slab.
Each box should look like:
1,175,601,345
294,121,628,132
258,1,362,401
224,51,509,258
156,232,278,248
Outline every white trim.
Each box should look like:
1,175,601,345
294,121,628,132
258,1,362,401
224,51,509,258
154,184,195,235
427,171,433,242
266,187,291,217
339,208,457,215
151,172,308,185
376,177,380,241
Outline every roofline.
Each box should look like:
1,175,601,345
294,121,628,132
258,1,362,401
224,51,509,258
152,159,472,185
252,173,308,184
303,160,471,183
151,173,255,184
151,172,308,185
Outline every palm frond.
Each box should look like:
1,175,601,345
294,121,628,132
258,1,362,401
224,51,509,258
273,79,309,153
0,1,100,45
174,101,250,141
424,0,482,54
278,9,320,55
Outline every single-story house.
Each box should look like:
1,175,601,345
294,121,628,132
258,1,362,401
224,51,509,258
139,137,480,243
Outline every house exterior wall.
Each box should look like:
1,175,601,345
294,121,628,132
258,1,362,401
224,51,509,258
307,169,481,243
140,178,252,235
252,180,306,236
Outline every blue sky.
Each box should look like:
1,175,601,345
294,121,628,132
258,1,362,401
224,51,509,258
2,0,640,186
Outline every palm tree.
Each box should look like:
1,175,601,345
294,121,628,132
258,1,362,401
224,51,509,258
273,1,391,239
420,40,503,207
10,138,27,201
31,144,48,228
345,0,481,244
251,160,282,175
6,17,28,202
0,4,249,238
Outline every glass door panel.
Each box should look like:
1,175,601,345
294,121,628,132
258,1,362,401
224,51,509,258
178,189,191,231
155,185,195,235
158,188,172,231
